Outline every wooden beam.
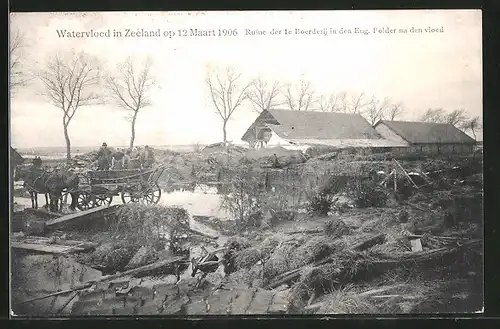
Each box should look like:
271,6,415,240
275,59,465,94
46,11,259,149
45,205,121,229
11,242,85,254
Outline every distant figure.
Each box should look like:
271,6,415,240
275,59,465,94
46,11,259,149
141,145,155,169
128,147,140,169
112,148,125,170
123,149,132,169
33,156,43,168
97,142,112,171
272,153,280,168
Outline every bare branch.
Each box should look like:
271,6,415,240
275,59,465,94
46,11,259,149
460,116,481,140
36,51,102,160
386,102,405,121
363,96,391,126
105,56,156,148
205,66,251,143
10,29,32,91
247,77,282,112
445,109,468,127
316,91,346,112
349,92,368,114
420,108,446,123
283,78,315,111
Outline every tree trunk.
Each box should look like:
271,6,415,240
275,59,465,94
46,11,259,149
222,120,227,144
472,129,476,141
130,111,138,149
63,122,71,162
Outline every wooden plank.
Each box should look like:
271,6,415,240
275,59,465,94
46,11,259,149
11,242,84,254
45,205,120,228
14,236,98,248
410,238,423,252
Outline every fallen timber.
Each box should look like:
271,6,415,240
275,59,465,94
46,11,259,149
44,205,121,230
18,255,187,304
11,236,98,255
264,236,481,290
264,233,385,290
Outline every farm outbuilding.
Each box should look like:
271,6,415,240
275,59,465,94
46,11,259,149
11,146,25,167
374,120,477,155
241,109,407,152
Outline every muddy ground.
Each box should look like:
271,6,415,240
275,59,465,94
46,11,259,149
10,150,483,316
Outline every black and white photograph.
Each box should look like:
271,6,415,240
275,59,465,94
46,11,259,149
9,10,483,316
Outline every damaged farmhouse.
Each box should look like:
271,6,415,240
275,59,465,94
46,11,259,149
9,10,483,317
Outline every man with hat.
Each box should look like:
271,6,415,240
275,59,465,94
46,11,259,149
97,142,112,171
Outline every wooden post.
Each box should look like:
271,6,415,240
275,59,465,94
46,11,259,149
393,170,397,191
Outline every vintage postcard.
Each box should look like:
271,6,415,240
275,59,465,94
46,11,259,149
9,10,483,317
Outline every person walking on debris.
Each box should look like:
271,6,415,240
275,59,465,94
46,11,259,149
141,145,155,168
112,148,125,170
97,142,112,171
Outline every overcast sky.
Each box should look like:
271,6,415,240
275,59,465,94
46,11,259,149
10,10,482,148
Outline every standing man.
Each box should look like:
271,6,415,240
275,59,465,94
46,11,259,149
124,149,132,169
97,142,112,171
142,145,156,168
112,148,125,170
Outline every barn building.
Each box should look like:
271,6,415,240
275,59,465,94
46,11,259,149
241,109,407,152
373,120,476,155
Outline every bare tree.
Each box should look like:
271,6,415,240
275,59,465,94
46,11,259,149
38,51,102,161
316,92,346,112
349,92,369,114
106,57,155,149
338,91,351,113
246,76,282,112
460,116,481,140
205,66,251,144
445,109,468,127
420,108,446,123
283,78,315,111
10,29,31,92
386,102,405,121
364,96,391,126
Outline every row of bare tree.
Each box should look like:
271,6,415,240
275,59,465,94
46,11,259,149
10,31,155,161
206,67,482,143
10,30,481,162
419,108,482,140
205,68,407,143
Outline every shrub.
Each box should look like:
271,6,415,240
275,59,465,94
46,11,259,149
219,165,263,229
349,179,388,208
113,204,190,252
306,175,350,216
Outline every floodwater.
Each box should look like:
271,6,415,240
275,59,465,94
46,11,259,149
11,254,102,316
12,183,232,287
14,183,231,220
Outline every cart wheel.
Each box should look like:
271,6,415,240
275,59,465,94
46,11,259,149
121,191,140,204
77,192,93,211
142,183,162,205
94,195,113,207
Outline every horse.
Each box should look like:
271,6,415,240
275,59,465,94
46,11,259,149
44,168,80,213
20,157,50,209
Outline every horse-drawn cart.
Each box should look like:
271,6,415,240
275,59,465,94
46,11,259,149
72,165,166,211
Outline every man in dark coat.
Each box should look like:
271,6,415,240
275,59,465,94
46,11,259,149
97,142,112,171
112,148,125,170
141,145,155,168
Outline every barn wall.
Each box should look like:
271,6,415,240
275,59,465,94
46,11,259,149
408,143,474,155
374,124,410,145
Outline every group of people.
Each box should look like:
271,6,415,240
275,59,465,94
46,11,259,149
96,142,155,171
